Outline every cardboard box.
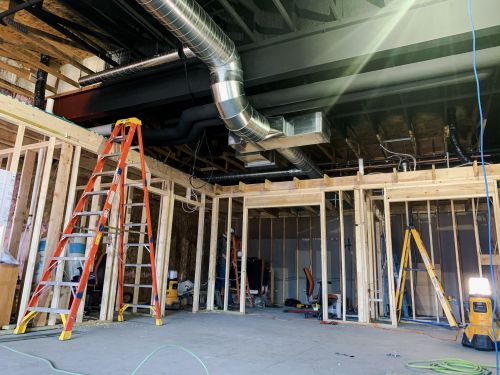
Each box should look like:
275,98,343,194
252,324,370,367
0,263,18,326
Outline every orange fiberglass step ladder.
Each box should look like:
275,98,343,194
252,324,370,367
230,236,253,306
14,118,162,340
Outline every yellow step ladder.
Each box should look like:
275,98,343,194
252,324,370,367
396,226,458,327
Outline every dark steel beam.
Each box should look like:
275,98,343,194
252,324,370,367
52,0,500,120
0,0,42,20
25,6,119,66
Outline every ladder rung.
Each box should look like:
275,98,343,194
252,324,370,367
124,203,145,207
126,163,141,167
125,243,149,248
63,233,94,239
27,307,70,314
75,211,103,217
127,304,153,309
53,256,88,261
130,145,140,150
124,230,148,235
123,284,152,288
39,281,79,287
101,152,122,158
125,182,146,188
84,190,109,196
111,135,126,142
125,264,151,268
124,223,147,228
93,170,116,177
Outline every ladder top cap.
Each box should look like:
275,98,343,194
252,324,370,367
116,117,142,127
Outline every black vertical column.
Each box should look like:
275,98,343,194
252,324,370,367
34,54,49,109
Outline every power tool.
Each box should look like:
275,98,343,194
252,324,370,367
462,277,500,351
165,270,180,310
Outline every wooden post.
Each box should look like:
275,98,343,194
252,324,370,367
383,190,397,326
48,145,81,326
320,193,328,320
7,124,25,174
339,191,346,321
426,200,440,322
354,189,369,323
206,197,219,311
471,199,482,277
0,124,26,256
258,216,262,258
492,183,500,255
7,150,36,258
450,200,465,324
223,197,232,311
154,185,170,314
404,202,416,321
282,216,286,304
193,194,206,312
16,148,45,279
34,142,73,326
100,191,121,321
240,197,249,314
270,218,274,305
17,137,56,324
366,195,376,320
296,216,299,300
159,186,175,316
77,157,101,323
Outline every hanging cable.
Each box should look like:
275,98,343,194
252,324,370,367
379,143,417,171
468,1,499,373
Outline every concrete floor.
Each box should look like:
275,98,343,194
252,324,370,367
0,308,497,375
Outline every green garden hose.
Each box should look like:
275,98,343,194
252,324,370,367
407,358,496,375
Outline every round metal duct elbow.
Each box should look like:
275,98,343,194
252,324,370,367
136,0,321,177
136,0,270,143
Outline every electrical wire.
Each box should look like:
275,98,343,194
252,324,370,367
407,359,495,375
0,343,211,375
379,143,417,171
468,1,499,374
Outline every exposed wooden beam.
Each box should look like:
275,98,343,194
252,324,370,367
0,59,57,93
2,19,94,74
0,77,33,98
0,41,79,87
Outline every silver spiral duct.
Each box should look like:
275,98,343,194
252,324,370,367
136,0,322,178
79,47,195,86
277,148,322,177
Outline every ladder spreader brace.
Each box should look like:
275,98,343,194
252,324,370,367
14,118,162,340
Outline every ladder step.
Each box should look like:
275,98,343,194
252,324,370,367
63,233,94,239
39,281,79,287
93,170,116,177
130,146,140,150
111,135,126,142
125,264,151,268
124,203,145,207
127,304,153,309
125,243,149,248
101,152,122,158
84,190,109,196
27,307,70,314
124,223,147,228
53,256,88,261
125,182,147,188
123,284,152,288
75,211,103,217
